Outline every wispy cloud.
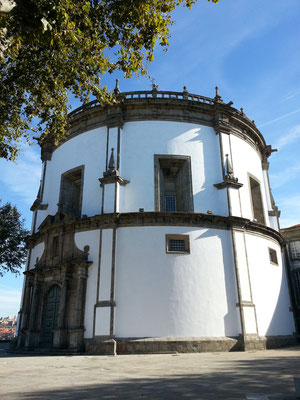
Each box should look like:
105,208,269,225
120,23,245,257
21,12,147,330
0,145,41,205
273,124,300,150
0,285,22,317
258,108,300,129
277,194,300,229
282,89,300,102
270,161,300,189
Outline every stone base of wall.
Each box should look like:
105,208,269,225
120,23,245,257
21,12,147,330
84,335,299,355
264,335,299,349
85,338,117,355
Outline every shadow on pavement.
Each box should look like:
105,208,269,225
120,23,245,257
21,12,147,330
4,355,300,400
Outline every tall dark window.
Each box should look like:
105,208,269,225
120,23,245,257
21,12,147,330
154,155,193,212
290,241,300,260
59,166,84,217
249,175,265,225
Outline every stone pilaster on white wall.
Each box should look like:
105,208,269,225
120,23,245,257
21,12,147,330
233,230,258,335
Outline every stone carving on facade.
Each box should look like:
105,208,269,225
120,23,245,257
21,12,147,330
214,154,243,190
17,212,92,352
99,147,129,187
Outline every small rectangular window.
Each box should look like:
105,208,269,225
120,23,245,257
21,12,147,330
166,234,190,254
269,248,278,265
165,195,176,211
290,241,300,260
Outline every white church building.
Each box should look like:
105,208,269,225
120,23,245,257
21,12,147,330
16,84,296,354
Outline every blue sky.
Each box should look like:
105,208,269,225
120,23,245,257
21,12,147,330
1,0,300,317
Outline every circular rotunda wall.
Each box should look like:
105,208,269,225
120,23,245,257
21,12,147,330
21,87,295,354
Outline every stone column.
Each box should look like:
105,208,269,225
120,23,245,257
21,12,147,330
26,274,42,348
53,268,69,349
68,266,87,350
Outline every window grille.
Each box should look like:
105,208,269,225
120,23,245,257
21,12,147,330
290,241,300,260
165,195,176,212
166,234,190,254
269,248,278,265
168,239,185,252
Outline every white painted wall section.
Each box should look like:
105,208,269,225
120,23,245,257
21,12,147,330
245,233,295,336
75,230,100,339
120,121,227,215
233,231,252,302
99,229,113,301
114,226,240,338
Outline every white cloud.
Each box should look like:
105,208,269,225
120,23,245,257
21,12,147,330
273,124,300,150
258,109,300,129
0,145,41,205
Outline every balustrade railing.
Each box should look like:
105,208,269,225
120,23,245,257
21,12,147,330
68,90,215,118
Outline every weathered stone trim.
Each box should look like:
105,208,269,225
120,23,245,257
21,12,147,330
236,301,255,307
85,335,298,355
214,179,243,189
242,230,259,335
99,173,129,187
42,90,272,160
231,230,245,339
93,229,103,338
96,300,116,307
30,200,48,212
28,212,284,248
110,227,117,337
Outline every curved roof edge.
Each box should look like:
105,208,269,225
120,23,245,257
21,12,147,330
41,88,275,162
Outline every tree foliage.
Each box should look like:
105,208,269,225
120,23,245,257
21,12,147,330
0,0,218,160
0,201,29,276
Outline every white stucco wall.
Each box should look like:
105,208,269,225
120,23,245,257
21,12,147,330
36,127,107,228
75,230,100,339
119,121,227,216
230,135,270,226
114,226,240,338
245,233,295,336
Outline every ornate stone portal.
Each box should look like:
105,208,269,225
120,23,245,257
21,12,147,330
17,213,91,351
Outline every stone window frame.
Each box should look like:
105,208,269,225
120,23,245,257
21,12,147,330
289,240,300,260
268,247,278,265
165,234,190,254
154,154,194,212
248,173,266,225
59,165,85,217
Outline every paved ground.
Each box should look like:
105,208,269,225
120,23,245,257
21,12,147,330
1,343,300,399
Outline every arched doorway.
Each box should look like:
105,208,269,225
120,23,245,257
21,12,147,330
40,285,61,348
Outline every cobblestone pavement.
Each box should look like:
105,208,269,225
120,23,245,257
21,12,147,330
0,343,300,399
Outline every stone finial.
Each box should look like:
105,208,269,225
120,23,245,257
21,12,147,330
225,154,234,179
152,83,158,98
183,86,188,99
240,108,245,115
108,148,115,172
214,86,222,102
114,79,120,95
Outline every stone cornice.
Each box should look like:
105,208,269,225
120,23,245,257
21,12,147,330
41,90,272,159
28,211,284,247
